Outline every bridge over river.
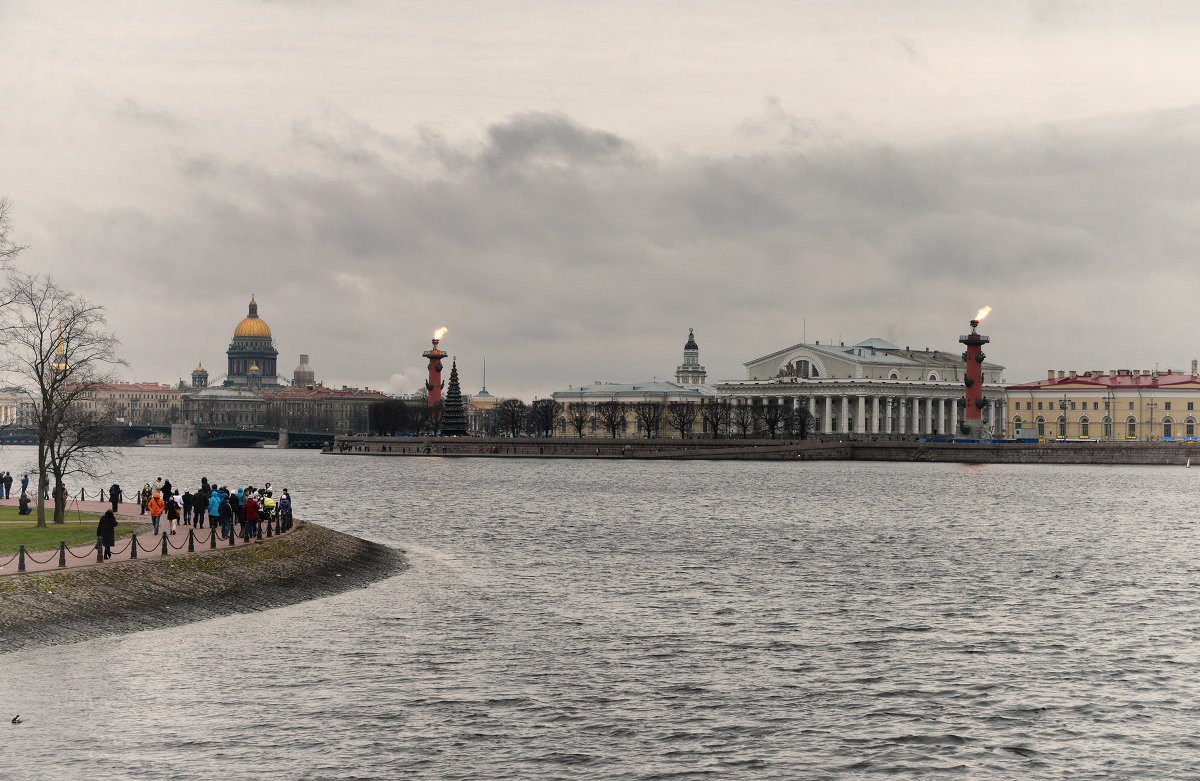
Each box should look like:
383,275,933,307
0,425,335,448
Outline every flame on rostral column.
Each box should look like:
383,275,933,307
433,327,448,342
974,306,992,323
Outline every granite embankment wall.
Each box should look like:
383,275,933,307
0,522,406,652
333,435,1199,465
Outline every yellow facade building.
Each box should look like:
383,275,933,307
1005,368,1200,441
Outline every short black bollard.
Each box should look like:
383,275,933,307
18,544,26,573
130,533,138,559
229,528,236,547
95,538,103,563
187,528,195,553
161,532,168,556
58,541,66,568
209,528,217,549
265,518,273,538
256,522,263,541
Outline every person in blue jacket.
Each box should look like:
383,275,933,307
208,489,223,531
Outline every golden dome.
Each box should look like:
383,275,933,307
233,298,272,338
194,362,206,372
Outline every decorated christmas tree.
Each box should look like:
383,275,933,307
440,359,469,436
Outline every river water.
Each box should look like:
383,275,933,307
0,446,1197,779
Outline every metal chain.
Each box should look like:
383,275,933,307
135,536,160,553
110,539,133,555
166,534,188,550
0,552,18,568
23,548,63,565
65,545,99,560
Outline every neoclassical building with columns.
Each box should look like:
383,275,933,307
716,336,1007,438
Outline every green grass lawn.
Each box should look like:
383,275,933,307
0,505,149,554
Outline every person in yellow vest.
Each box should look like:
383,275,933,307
147,492,165,536
261,494,276,526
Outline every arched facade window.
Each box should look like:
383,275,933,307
1103,416,1113,439
1163,417,1174,438
1057,415,1067,438
1126,417,1137,439
889,370,899,380
1187,417,1196,438
1036,416,1045,437
1079,416,1089,438
927,372,939,381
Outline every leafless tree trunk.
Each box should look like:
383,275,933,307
2,273,125,525
495,398,528,436
665,401,699,439
632,402,664,438
566,402,591,437
594,399,626,438
700,399,731,439
529,398,563,437
759,401,789,439
730,404,755,438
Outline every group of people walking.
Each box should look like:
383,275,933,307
96,476,294,557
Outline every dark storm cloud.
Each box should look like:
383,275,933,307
35,108,1200,395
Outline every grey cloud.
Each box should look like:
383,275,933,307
33,107,1200,396
112,99,192,133
480,112,636,173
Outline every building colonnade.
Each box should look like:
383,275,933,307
722,389,1005,438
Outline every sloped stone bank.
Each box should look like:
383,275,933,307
0,522,406,652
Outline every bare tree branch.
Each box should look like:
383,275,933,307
1,272,126,525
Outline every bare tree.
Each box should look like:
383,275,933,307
566,402,591,437
529,398,563,437
700,399,731,439
0,197,26,264
593,398,627,438
730,404,755,438
3,273,125,525
785,405,815,439
495,398,528,436
632,401,664,438
759,401,789,439
664,401,699,439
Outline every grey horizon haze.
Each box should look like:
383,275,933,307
3,1,1200,399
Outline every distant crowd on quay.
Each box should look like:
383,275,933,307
92,478,292,553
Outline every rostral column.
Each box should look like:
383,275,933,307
424,327,448,420
959,307,991,439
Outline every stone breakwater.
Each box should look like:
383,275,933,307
0,522,406,652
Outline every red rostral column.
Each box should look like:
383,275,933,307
959,307,991,439
423,327,448,418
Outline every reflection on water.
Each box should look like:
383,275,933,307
1,447,1197,779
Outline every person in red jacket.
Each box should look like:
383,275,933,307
147,492,165,536
242,492,260,540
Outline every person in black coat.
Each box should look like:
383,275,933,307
97,510,118,559
109,483,122,513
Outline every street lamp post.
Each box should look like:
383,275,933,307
1059,394,1069,439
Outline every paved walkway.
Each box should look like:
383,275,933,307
0,498,292,576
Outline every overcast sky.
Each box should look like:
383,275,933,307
4,1,1200,398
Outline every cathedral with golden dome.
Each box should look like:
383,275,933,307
224,297,284,387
